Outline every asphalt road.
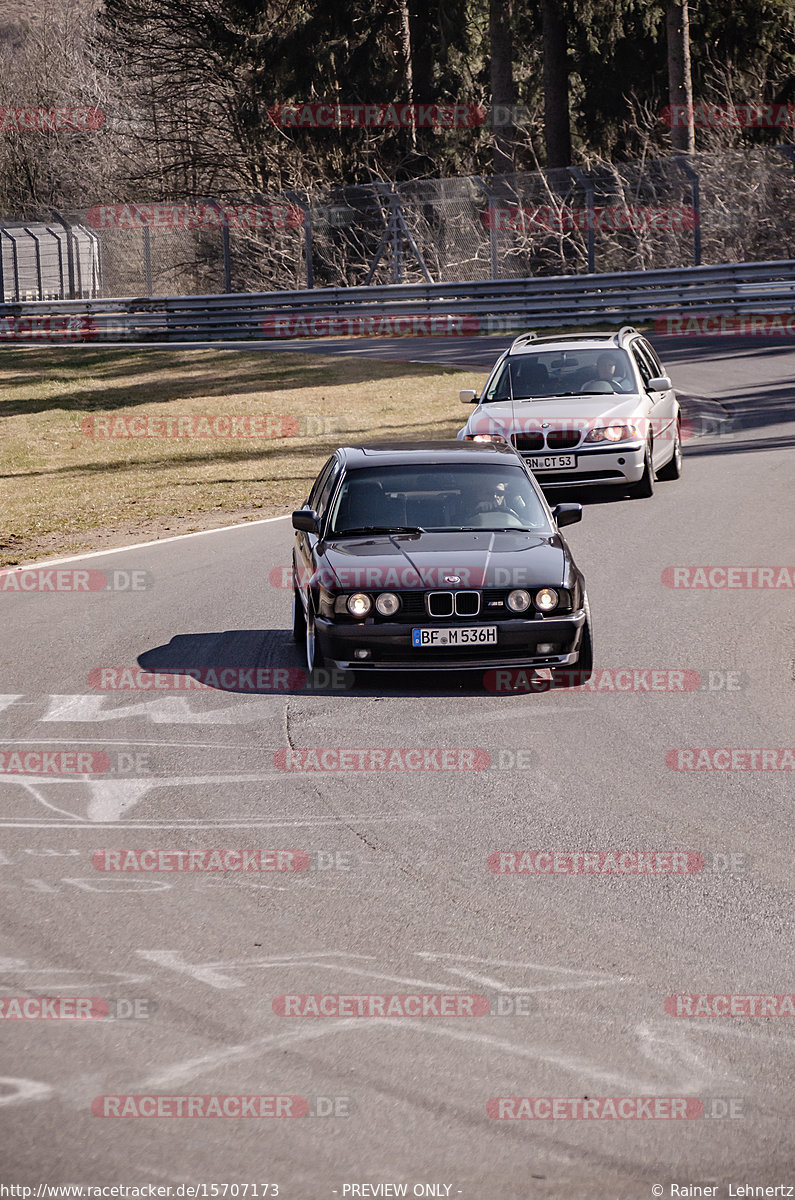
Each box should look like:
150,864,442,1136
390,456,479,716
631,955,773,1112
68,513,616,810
0,333,793,1199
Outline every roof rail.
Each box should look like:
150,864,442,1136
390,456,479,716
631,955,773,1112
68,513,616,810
617,325,639,346
529,331,616,343
509,331,538,352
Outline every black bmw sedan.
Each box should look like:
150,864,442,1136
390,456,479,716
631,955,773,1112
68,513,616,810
290,441,592,682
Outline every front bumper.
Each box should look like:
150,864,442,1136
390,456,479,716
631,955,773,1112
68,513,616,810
521,443,646,488
316,610,587,672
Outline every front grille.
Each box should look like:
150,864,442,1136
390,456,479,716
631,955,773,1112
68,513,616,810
427,590,480,617
513,432,544,452
427,591,454,617
453,591,480,616
546,429,580,449
513,429,581,451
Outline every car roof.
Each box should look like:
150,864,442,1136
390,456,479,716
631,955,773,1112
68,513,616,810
338,441,522,468
505,327,642,356
510,336,630,356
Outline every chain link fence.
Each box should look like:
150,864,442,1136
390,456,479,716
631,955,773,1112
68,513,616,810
1,148,793,300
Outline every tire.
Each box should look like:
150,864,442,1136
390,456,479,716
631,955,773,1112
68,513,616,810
629,440,655,499
305,603,324,673
657,419,682,480
550,594,593,688
292,584,306,644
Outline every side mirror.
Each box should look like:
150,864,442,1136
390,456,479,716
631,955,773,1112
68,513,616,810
552,503,582,528
647,375,672,392
460,389,478,404
292,509,319,534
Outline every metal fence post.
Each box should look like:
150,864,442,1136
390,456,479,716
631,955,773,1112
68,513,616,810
44,226,65,298
142,225,153,296
285,191,314,288
24,227,43,299
390,194,402,283
303,206,314,289
674,157,701,267
202,199,232,292
568,167,595,273
49,210,76,298
5,230,20,301
475,177,499,280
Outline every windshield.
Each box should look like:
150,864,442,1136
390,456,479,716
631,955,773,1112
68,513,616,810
484,348,635,401
327,464,552,535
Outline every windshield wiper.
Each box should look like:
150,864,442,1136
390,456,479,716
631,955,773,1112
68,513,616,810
455,526,537,533
487,392,580,402
331,525,424,537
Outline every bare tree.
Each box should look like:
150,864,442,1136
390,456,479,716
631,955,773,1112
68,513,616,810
0,0,117,214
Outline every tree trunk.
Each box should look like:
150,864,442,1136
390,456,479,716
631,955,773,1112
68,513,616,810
489,0,515,174
666,0,694,153
397,0,416,150
408,0,433,104
542,0,571,168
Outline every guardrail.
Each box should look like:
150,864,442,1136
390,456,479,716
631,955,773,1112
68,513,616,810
1,259,794,341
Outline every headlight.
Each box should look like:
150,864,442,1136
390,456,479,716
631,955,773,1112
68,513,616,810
585,423,636,443
466,433,507,444
535,587,559,612
375,592,400,616
506,588,532,613
347,593,372,617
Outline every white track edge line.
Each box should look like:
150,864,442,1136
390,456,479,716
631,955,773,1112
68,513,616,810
6,514,291,569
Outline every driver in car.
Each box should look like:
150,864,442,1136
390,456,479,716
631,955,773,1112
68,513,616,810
474,479,527,520
593,352,631,393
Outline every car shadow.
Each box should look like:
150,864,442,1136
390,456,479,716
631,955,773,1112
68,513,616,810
137,629,562,698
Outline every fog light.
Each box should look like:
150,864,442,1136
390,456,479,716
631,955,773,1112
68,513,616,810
537,642,556,654
354,648,370,660
347,592,372,617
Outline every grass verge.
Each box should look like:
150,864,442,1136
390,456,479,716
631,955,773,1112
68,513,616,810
0,347,485,566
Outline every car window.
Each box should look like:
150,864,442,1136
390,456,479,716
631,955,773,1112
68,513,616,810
641,339,665,376
631,342,654,385
327,463,551,534
485,348,634,400
315,460,341,516
308,456,336,510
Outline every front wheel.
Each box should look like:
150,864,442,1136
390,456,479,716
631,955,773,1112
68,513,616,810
629,441,655,499
657,420,682,480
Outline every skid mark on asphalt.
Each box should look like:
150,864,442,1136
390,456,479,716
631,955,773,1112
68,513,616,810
278,696,427,877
